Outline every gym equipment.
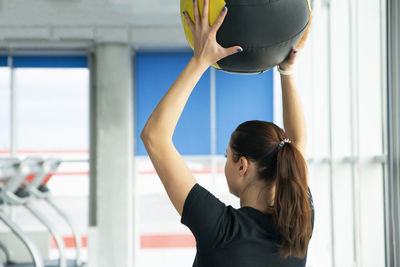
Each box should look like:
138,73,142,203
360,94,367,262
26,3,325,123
0,240,12,264
1,158,85,267
24,159,84,267
181,0,312,74
1,157,71,267
0,158,44,267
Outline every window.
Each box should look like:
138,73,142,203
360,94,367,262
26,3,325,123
0,56,10,155
292,0,387,266
135,51,274,267
216,70,274,154
14,56,89,151
135,52,211,156
3,54,90,261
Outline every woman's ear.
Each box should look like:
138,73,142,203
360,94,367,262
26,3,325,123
239,156,248,177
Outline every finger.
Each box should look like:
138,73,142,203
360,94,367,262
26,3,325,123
287,48,298,64
282,48,295,62
222,46,243,59
193,0,200,26
183,10,195,33
210,6,228,35
202,0,209,26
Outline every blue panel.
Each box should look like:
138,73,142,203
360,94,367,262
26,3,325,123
216,69,274,155
135,52,211,156
0,56,7,67
13,56,88,68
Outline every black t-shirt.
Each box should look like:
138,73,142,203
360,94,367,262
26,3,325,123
181,183,314,267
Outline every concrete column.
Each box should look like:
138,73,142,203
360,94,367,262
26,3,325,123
90,43,134,267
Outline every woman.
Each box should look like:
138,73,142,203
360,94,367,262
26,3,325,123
141,0,314,266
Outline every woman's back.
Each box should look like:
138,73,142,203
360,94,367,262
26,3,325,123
181,183,314,267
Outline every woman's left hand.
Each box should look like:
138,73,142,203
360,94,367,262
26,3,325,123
183,0,243,68
279,14,312,71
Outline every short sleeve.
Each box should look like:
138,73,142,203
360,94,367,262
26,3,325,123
181,183,228,248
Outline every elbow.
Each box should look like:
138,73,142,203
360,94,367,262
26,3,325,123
140,128,171,154
140,128,156,153
140,128,146,141
140,124,171,148
140,127,163,147
140,121,152,142
140,127,151,144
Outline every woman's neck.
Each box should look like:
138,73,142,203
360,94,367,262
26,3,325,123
239,180,275,214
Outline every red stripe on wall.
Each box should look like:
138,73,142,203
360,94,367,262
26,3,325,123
50,234,195,249
141,234,195,249
50,236,88,249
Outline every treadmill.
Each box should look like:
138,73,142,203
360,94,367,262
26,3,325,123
0,158,80,267
0,158,44,267
23,159,84,267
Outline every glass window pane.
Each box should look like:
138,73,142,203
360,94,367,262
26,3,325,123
0,67,10,155
135,52,277,267
15,68,89,152
135,52,213,267
135,52,211,156
0,56,7,67
215,69,274,155
357,0,386,264
307,165,334,267
14,65,89,262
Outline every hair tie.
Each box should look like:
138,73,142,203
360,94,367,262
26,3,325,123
278,138,291,148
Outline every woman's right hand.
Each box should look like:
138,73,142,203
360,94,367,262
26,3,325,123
279,15,312,71
183,0,243,68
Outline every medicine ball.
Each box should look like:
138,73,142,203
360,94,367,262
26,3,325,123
180,0,312,74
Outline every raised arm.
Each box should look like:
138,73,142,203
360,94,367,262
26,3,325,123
140,0,242,216
280,73,307,157
278,17,312,159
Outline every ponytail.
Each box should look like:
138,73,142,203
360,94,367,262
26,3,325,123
229,120,312,258
274,142,312,258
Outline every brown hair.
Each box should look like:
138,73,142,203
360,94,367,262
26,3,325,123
230,120,312,258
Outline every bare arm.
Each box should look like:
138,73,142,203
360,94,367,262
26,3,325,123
280,74,307,157
278,16,312,158
141,0,242,216
140,58,207,216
